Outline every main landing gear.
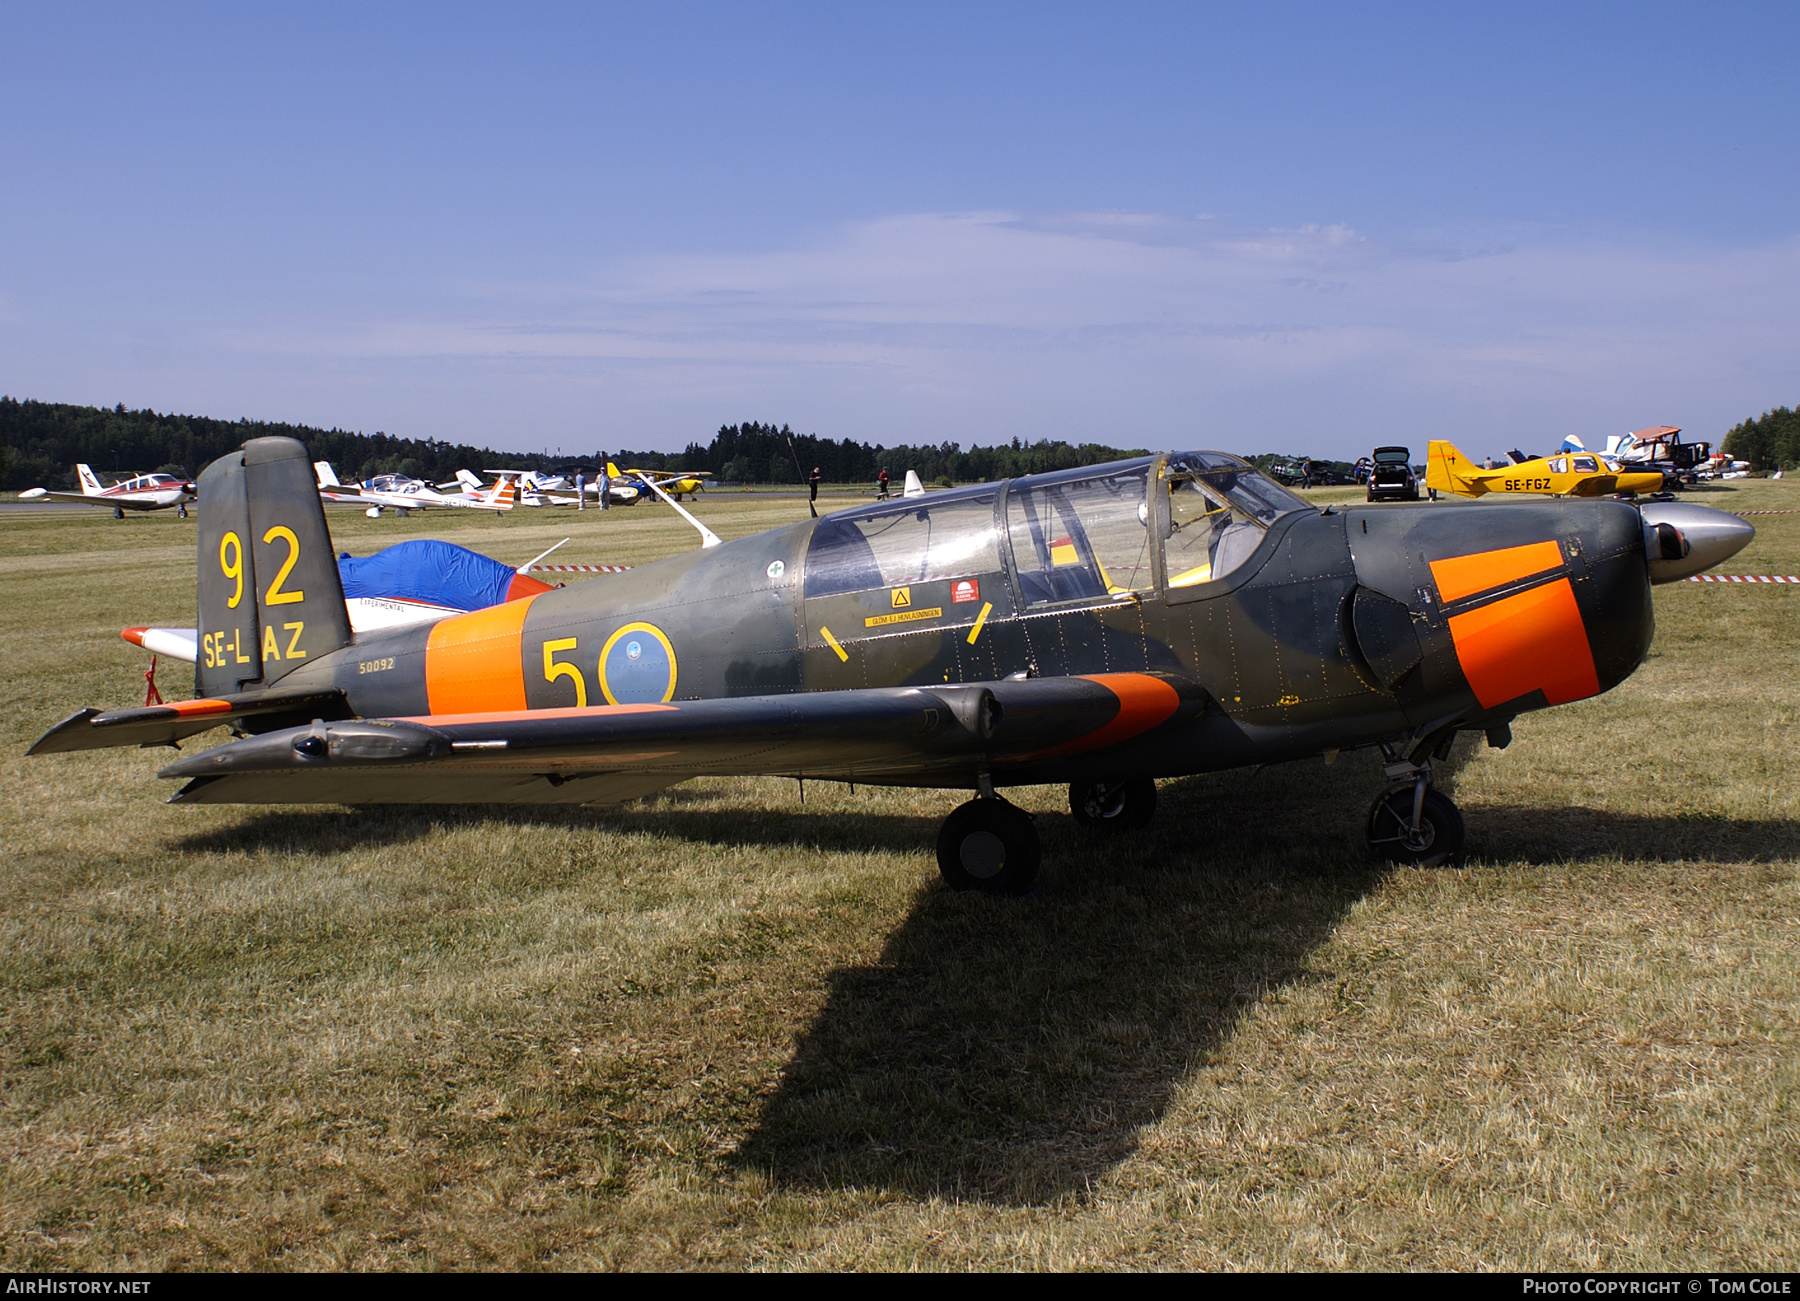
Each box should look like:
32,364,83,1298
937,791,1041,896
1365,750,1465,868
1068,778,1157,830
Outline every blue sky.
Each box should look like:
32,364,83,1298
3,2,1797,461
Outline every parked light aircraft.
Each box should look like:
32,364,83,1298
607,463,711,502
314,463,518,516
1427,441,1665,500
32,437,1753,892
18,465,196,517
459,470,592,506
120,538,569,666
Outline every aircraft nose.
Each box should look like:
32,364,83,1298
1637,502,1756,583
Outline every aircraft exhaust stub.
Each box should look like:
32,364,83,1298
33,436,1758,892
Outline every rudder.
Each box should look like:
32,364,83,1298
196,437,352,697
1425,440,1484,496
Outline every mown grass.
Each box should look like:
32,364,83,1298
0,481,1795,1270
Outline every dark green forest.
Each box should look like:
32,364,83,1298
0,399,1151,491
1722,406,1800,471
0,397,548,492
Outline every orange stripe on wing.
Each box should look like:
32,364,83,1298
1429,539,1564,603
1026,673,1183,760
165,698,235,717
1447,578,1599,709
425,596,537,715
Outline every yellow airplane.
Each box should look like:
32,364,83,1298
1426,441,1665,500
607,463,708,500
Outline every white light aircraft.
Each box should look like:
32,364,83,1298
18,464,196,517
314,462,519,516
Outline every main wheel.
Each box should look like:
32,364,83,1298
937,799,1041,895
1068,778,1157,830
1366,786,1465,867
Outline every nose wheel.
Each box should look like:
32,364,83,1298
1068,778,1157,830
937,798,1041,895
1366,785,1465,867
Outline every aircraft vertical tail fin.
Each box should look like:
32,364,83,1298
195,438,352,698
1425,441,1485,496
483,477,518,509
76,464,104,494
605,462,622,480
313,461,341,489
457,469,485,491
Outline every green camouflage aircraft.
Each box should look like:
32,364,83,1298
31,436,1752,892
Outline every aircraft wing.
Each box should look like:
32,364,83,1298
154,672,1204,806
21,490,167,509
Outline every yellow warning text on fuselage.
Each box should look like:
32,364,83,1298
865,606,943,628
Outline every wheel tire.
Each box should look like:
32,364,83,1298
1366,787,1465,868
937,800,1041,895
1068,778,1157,831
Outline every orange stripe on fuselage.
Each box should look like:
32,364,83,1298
1429,539,1564,603
425,596,537,715
1025,673,1183,760
1446,578,1599,709
506,572,556,600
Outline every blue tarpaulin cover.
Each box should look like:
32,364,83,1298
336,540,517,611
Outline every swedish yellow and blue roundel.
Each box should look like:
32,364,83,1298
598,622,678,705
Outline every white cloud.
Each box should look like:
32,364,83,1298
7,211,1799,458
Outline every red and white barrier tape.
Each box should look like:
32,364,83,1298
1685,574,1798,583
531,563,634,573
1733,510,1800,516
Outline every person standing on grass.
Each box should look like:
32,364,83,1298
809,466,820,505
877,467,890,499
1301,456,1314,489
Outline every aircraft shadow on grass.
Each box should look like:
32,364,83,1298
715,754,1416,1205
730,748,1800,1206
163,746,1795,1206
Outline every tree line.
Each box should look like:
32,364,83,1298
0,399,1154,492
1722,407,1800,472
0,397,567,492
656,422,1151,485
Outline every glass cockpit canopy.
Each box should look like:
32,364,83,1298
1162,452,1309,589
802,452,1308,602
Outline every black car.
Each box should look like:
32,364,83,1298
1366,445,1420,501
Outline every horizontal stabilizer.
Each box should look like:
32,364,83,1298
29,686,349,755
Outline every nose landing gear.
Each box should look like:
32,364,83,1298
936,796,1041,895
1068,778,1157,830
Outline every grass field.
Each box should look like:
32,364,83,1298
1,481,1796,1270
